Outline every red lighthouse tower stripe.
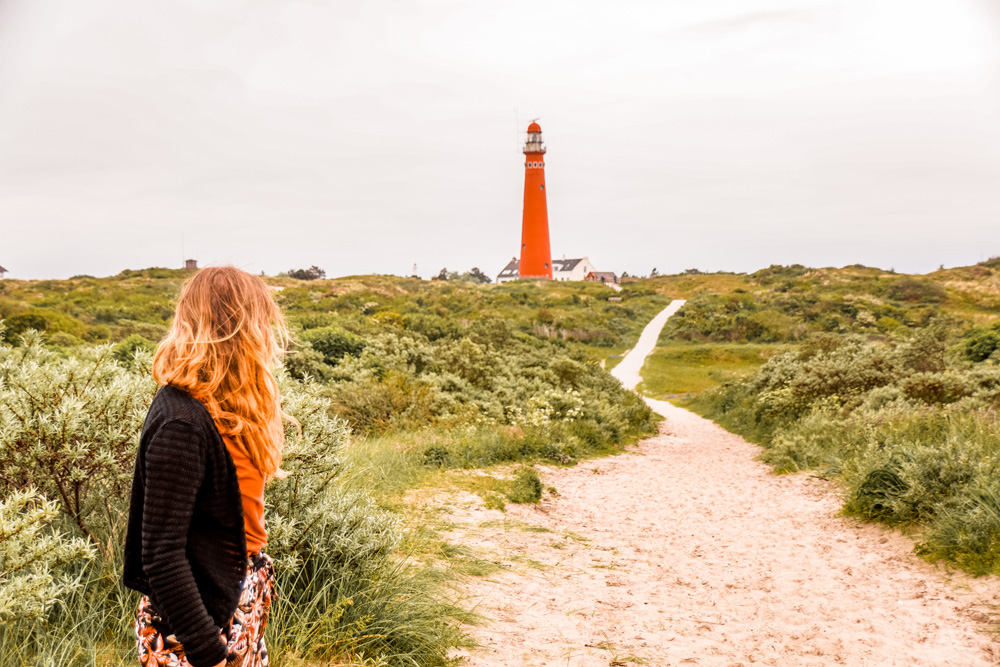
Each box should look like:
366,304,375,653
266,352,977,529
519,121,553,280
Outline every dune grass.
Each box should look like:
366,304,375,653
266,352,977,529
637,343,790,399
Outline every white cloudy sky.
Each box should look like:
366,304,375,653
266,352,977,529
1,0,998,279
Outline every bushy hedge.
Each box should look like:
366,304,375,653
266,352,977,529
660,267,954,344
285,320,658,466
688,329,1000,575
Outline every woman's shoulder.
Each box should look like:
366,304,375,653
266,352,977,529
144,385,216,435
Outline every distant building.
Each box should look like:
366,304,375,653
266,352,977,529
184,259,198,271
585,271,618,285
552,257,596,281
497,256,606,283
497,257,520,283
0,265,6,279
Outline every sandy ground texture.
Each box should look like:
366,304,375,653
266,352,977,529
443,303,1000,666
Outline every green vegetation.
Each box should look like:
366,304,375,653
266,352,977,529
638,261,999,398
645,259,1000,577
505,467,544,504
0,269,666,665
637,343,791,398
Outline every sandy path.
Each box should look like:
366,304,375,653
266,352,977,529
447,303,1000,666
610,299,685,391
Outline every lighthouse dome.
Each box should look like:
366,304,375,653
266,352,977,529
527,121,542,133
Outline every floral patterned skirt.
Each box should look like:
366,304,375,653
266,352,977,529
135,551,275,667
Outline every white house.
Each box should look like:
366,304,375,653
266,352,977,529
496,257,520,283
552,256,597,281
496,256,600,283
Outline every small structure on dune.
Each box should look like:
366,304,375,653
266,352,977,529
184,259,198,271
0,265,6,279
585,271,618,285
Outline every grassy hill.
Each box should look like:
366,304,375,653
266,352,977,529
636,260,1000,399
0,269,667,362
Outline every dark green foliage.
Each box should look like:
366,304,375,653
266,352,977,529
886,277,946,304
658,266,966,345
287,265,326,280
2,312,48,339
112,334,156,366
283,344,333,382
505,467,543,503
847,464,908,522
963,325,1000,363
329,370,438,435
451,267,492,284
300,326,365,365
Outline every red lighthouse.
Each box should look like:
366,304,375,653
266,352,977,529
518,121,553,279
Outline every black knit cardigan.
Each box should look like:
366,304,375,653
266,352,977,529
123,385,248,667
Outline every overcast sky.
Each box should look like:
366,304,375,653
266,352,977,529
1,0,998,280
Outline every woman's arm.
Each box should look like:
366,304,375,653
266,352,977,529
140,419,229,667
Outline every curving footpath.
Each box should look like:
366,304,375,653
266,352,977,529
611,300,686,391
455,302,1000,666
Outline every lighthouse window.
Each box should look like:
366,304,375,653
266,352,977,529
540,184,544,190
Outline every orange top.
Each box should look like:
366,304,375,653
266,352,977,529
222,435,267,553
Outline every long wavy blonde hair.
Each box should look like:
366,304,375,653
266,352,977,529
153,266,291,477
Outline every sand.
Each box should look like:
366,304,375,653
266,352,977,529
445,303,1000,666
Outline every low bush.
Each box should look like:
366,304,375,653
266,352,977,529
505,467,543,504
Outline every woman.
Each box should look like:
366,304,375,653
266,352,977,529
123,266,292,667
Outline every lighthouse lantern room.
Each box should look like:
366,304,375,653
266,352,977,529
518,121,553,280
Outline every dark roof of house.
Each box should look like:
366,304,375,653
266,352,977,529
552,258,583,271
588,271,617,279
498,257,519,277
0,266,7,273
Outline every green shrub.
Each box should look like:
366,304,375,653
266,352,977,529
963,327,1000,363
284,343,333,382
917,482,1000,576
886,278,946,304
328,371,439,435
112,334,156,366
505,467,543,504
300,326,366,366
1,313,49,341
47,331,82,347
0,489,95,625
